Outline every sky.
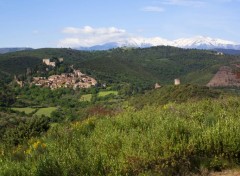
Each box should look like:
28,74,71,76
0,0,240,48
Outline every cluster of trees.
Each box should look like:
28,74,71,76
0,108,50,146
0,83,16,107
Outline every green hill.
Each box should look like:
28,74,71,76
128,84,221,109
0,46,239,87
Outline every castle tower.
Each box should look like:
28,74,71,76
155,83,161,89
174,79,180,85
42,58,50,65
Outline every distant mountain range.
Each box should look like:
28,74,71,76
76,36,240,51
0,47,33,54
1,36,240,54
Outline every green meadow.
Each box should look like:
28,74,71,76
12,107,57,117
12,107,36,114
98,90,118,97
79,94,92,102
34,107,57,117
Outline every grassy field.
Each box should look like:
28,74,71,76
34,107,57,117
11,107,36,114
12,107,57,117
79,94,92,102
98,91,118,97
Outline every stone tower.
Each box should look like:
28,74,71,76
174,79,180,85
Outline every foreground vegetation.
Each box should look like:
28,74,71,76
1,85,240,175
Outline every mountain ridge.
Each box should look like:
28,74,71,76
0,47,33,54
75,36,240,51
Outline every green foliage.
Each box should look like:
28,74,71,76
13,86,73,107
35,157,63,176
76,46,233,87
3,115,50,146
1,98,240,174
11,107,36,114
129,84,221,109
0,84,16,107
1,46,239,92
0,110,28,140
79,94,92,102
34,107,57,117
98,90,118,97
1,46,240,175
0,56,41,75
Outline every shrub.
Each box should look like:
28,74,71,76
35,157,63,176
3,116,50,146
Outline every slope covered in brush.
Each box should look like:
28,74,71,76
0,46,238,87
128,84,221,109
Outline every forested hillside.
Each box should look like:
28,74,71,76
0,46,238,88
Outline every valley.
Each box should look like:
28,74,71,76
1,0,240,174
1,46,240,175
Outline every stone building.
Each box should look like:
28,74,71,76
42,57,64,67
174,79,180,85
155,83,161,89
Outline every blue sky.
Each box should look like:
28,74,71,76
0,0,240,48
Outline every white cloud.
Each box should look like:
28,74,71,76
141,6,165,12
58,26,129,47
162,0,206,7
62,26,126,35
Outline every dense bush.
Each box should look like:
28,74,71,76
129,84,221,109
0,85,16,107
1,98,240,175
3,115,50,146
0,110,29,140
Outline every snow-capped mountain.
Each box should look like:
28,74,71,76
172,36,240,50
77,37,171,50
117,37,171,47
76,36,240,51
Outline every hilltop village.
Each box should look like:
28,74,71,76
31,58,97,89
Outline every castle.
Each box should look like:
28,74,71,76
42,58,64,67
